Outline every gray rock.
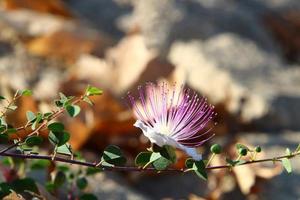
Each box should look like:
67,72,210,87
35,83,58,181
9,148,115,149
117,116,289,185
118,0,279,54
168,33,300,129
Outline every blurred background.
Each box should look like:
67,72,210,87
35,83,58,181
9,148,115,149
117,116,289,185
0,0,300,199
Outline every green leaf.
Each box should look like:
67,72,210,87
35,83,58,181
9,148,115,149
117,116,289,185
21,89,32,96
48,131,70,146
286,148,292,156
6,127,17,135
160,145,177,164
86,168,102,175
76,177,88,190
86,86,103,96
101,145,126,166
193,160,207,180
135,152,152,166
295,144,300,153
0,96,5,100
48,122,64,132
30,160,51,170
80,193,98,200
225,158,240,166
282,158,292,174
152,156,171,170
25,136,43,147
11,178,39,193
57,143,72,156
66,105,81,117
185,158,195,168
0,133,9,144
31,113,43,130
45,182,55,193
54,171,66,187
26,111,36,122
83,96,94,106
7,105,17,111
0,183,11,198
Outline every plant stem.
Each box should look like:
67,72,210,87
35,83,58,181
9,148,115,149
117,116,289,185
0,151,298,173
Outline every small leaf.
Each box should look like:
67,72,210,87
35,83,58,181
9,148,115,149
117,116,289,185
6,128,17,135
54,171,66,187
0,133,9,144
86,168,102,175
57,143,72,156
135,152,152,166
48,131,70,146
48,122,64,132
25,136,43,147
193,160,207,180
26,111,36,122
21,89,32,96
282,158,292,174
31,113,43,130
0,96,5,100
11,178,39,193
225,158,240,166
66,105,81,117
86,86,103,96
30,160,51,170
7,105,17,111
101,145,126,166
83,96,94,106
80,193,98,200
295,144,300,153
76,177,88,190
152,156,171,170
286,148,292,156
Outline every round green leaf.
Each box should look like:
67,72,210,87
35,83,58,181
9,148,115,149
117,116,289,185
54,171,66,187
21,89,32,96
26,111,36,122
47,122,64,132
25,136,43,147
76,177,88,190
48,131,70,146
135,152,152,166
66,105,81,117
152,157,171,170
102,145,126,166
193,160,207,180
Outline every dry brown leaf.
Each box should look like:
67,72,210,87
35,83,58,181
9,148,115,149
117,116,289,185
26,30,100,63
2,0,72,18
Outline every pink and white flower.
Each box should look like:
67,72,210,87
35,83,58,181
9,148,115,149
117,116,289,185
128,82,216,160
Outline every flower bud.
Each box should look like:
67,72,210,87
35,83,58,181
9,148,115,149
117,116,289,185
238,148,247,156
255,146,262,153
210,144,222,154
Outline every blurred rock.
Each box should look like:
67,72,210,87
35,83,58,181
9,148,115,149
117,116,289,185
0,10,74,36
84,173,149,200
118,0,277,54
168,33,300,129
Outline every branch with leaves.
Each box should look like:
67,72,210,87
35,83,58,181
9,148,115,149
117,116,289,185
0,86,299,199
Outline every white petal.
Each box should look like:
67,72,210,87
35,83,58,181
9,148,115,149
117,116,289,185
178,145,202,161
134,120,202,160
